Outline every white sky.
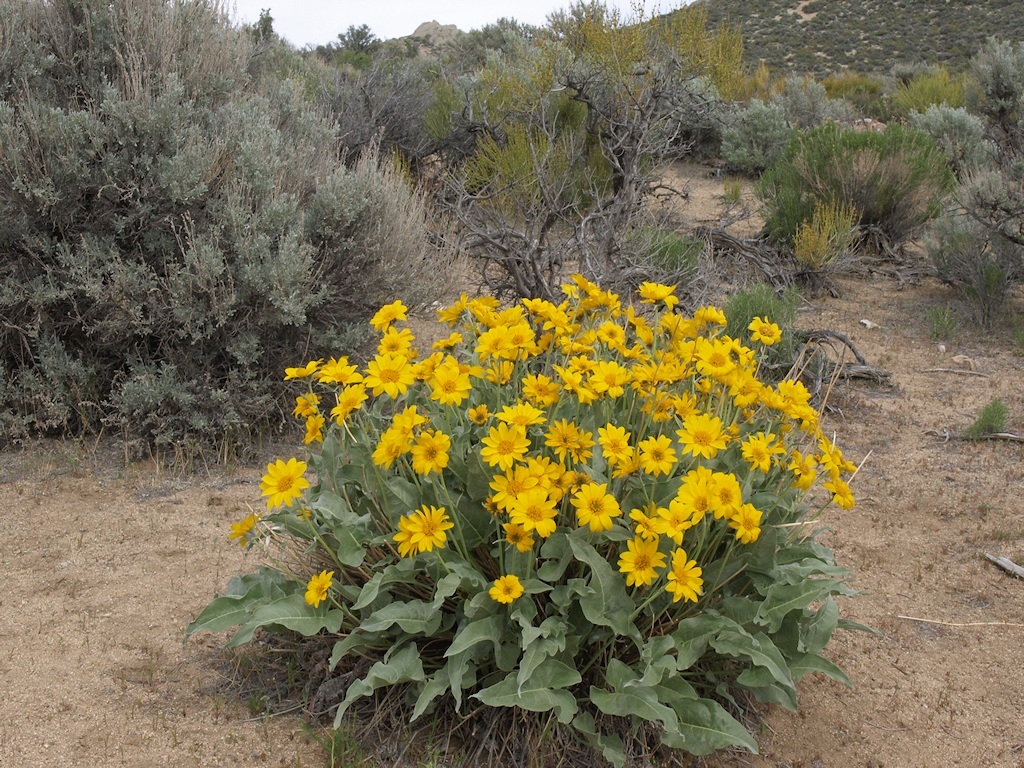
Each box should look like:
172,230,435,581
229,1,687,48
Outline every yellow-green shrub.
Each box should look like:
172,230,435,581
189,277,860,764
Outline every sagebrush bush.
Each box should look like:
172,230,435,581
770,75,852,130
757,124,955,249
908,105,996,178
0,0,453,448
721,99,793,175
190,278,859,766
927,210,1024,327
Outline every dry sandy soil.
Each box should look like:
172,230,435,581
2,164,1023,768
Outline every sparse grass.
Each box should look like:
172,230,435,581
964,399,1009,439
926,305,958,340
723,177,744,206
307,725,364,768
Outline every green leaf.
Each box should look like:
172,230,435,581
331,522,367,567
711,629,794,693
789,651,853,687
249,593,345,636
800,596,839,655
754,579,843,633
736,666,798,711
537,533,573,582
662,697,758,756
361,599,443,635
567,537,636,637
185,570,287,639
381,476,419,518
446,615,506,658
672,614,736,669
465,451,492,501
473,658,581,724
591,685,677,731
335,644,426,725
572,712,626,768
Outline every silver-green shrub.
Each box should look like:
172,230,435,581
908,105,996,178
721,99,794,175
0,0,451,448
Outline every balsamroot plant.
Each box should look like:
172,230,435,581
190,277,861,766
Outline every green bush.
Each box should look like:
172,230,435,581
890,66,967,118
0,0,452,447
965,399,1010,439
721,99,794,175
189,279,860,766
725,283,801,373
822,71,888,120
757,124,955,249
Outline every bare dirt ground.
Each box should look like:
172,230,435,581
2,163,1022,767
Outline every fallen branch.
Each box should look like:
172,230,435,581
985,553,1024,579
925,429,1024,443
920,367,990,378
896,615,1024,628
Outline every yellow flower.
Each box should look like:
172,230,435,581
364,353,415,399
481,423,531,471
317,357,363,386
545,419,592,465
392,405,428,437
522,373,560,408
589,359,631,398
410,429,451,475
304,570,334,608
509,487,559,538
490,466,540,513
489,574,524,604
672,466,716,526
228,512,260,547
693,305,727,328
502,522,536,553
437,293,468,326
637,434,677,477
597,423,632,466
429,357,472,406
369,300,408,331
476,325,515,360
467,404,491,425
303,414,325,445
260,458,310,508
629,504,663,542
788,451,818,490
396,505,454,555
618,537,667,587
665,548,703,603
377,326,416,357
485,361,515,385
637,281,679,310
729,503,762,544
741,431,784,473
372,426,412,469
284,359,322,380
694,337,735,380
823,477,856,509
571,482,621,532
709,470,743,519
676,412,729,460
432,331,464,351
330,384,368,424
748,316,782,345
292,392,320,419
496,402,546,428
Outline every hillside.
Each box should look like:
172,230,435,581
694,0,1024,75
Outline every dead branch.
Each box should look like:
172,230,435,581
920,367,991,378
693,226,793,290
985,553,1024,579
